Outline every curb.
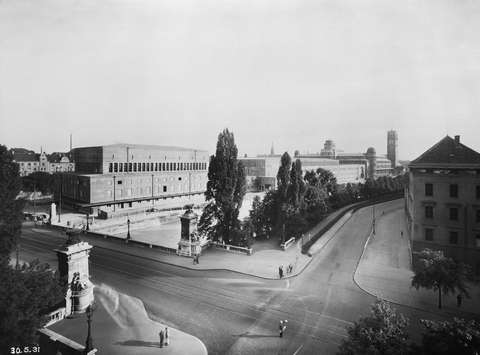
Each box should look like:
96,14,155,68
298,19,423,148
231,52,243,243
89,208,356,281
351,202,480,319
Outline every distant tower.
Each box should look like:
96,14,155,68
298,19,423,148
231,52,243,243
270,142,275,156
387,130,398,168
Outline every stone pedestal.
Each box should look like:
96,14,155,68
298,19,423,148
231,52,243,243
177,206,199,257
55,240,94,315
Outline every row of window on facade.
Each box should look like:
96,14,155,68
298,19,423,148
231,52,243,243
424,183,480,199
424,228,480,247
107,183,204,197
424,206,480,222
108,161,207,173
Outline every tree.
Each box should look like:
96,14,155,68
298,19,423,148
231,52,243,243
413,318,480,355
276,152,291,200
287,159,305,209
316,168,337,195
337,299,410,355
0,259,66,351
21,172,56,194
198,129,246,244
411,248,471,309
0,145,25,263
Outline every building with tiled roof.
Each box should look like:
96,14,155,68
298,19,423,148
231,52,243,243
10,148,74,176
405,135,480,276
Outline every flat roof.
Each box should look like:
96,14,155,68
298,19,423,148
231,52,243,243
73,143,208,153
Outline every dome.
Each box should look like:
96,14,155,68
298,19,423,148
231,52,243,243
366,147,376,155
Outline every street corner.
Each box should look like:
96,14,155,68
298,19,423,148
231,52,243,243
92,283,208,355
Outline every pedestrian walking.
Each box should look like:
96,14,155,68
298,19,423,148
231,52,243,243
164,327,169,346
457,293,463,307
279,266,284,279
197,254,200,264
289,264,293,274
159,329,164,348
279,320,284,337
400,230,403,237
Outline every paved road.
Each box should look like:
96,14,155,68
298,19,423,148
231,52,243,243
19,200,451,354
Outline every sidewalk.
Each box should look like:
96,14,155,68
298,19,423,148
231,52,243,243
39,200,354,280
48,285,207,355
354,200,480,316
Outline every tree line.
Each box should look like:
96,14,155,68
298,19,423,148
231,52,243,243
0,145,66,351
249,151,406,243
338,299,479,355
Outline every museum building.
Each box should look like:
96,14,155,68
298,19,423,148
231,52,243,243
61,144,209,214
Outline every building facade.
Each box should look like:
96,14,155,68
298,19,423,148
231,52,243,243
336,148,392,179
387,130,398,168
62,144,209,214
405,135,480,276
11,148,74,176
240,154,365,190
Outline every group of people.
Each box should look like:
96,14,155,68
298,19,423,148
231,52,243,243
278,264,294,278
158,327,169,348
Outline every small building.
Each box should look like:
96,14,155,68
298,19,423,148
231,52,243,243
11,148,74,176
405,135,480,276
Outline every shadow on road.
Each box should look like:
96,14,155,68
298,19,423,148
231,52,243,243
115,340,160,348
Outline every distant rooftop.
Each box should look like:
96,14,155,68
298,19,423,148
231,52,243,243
74,143,207,152
410,135,480,168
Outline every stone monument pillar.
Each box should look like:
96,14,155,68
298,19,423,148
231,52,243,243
50,203,57,224
55,231,94,315
177,204,199,257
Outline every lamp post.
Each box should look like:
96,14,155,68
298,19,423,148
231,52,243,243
372,205,376,235
84,302,96,354
113,175,116,212
58,177,62,223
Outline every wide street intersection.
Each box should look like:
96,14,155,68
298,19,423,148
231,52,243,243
19,200,453,354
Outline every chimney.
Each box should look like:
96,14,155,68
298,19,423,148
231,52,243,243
454,135,460,144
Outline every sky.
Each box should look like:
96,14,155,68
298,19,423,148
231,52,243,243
1,0,479,160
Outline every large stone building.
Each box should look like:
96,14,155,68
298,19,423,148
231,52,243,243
61,144,209,214
11,148,74,176
405,135,480,276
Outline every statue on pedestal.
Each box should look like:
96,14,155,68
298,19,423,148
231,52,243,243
177,204,200,257
55,237,94,315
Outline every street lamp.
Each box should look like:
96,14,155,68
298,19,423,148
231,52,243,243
372,205,376,235
84,302,96,354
